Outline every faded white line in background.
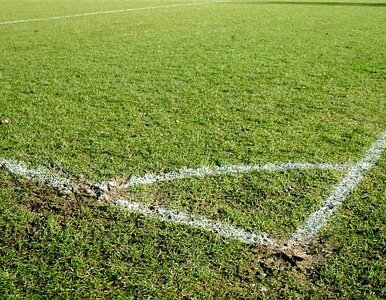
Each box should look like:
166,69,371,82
0,1,226,25
288,129,386,247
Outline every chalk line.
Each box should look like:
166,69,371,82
288,129,386,247
0,158,75,194
115,199,276,246
0,1,225,26
1,128,384,247
120,162,351,188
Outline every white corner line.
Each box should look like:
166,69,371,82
0,158,75,194
2,128,384,248
0,1,227,26
120,162,351,188
115,199,277,246
288,129,386,247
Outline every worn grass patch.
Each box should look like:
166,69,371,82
0,171,304,298
1,156,385,298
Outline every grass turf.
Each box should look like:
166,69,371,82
0,156,385,298
0,0,385,298
122,169,344,239
0,0,384,180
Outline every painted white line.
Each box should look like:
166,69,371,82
0,1,225,26
0,157,349,246
0,158,75,194
288,129,386,247
2,128,384,248
115,199,276,246
121,162,351,188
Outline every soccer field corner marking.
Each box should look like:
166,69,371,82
288,129,386,247
0,128,385,248
0,157,348,247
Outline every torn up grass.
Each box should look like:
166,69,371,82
1,154,385,298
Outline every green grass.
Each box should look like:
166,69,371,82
1,0,384,180
123,169,344,239
0,156,385,298
0,0,385,298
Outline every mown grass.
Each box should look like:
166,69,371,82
123,169,344,239
0,0,187,22
0,0,384,180
0,0,385,298
0,156,385,299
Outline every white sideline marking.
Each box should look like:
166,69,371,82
288,129,386,247
122,162,351,188
115,199,276,246
0,158,74,193
0,1,224,26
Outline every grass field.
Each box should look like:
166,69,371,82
0,0,385,298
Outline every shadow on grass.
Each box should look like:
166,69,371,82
222,1,386,7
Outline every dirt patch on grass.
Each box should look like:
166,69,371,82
0,169,335,295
